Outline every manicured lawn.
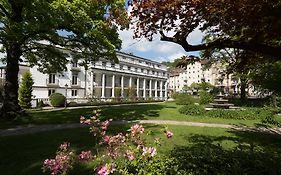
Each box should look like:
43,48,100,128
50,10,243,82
1,124,281,175
0,102,269,129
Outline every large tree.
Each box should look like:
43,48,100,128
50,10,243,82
130,0,281,58
0,0,128,119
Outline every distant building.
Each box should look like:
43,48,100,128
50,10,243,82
0,51,168,105
168,59,240,94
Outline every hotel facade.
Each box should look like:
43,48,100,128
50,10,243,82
0,51,169,104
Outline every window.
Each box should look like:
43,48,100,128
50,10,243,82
71,90,78,96
120,65,123,70
93,74,96,82
72,74,78,85
111,63,115,68
48,74,56,84
127,66,131,70
48,89,55,96
102,62,106,67
72,61,78,67
141,69,143,73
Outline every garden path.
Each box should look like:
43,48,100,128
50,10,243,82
1,120,281,137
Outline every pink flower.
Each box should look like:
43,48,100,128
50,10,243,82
59,142,70,151
165,130,173,139
79,151,93,161
101,120,110,130
125,150,135,161
80,116,85,124
142,147,157,157
130,124,145,136
97,164,116,175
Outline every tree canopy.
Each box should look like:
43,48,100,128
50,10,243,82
130,0,281,58
0,0,128,119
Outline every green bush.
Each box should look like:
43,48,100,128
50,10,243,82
205,107,277,120
175,93,194,105
199,91,214,105
49,93,66,107
68,101,78,107
179,104,205,116
19,71,34,109
171,92,179,99
37,100,46,108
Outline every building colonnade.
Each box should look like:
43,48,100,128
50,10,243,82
91,71,168,100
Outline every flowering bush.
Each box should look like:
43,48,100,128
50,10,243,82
43,109,174,175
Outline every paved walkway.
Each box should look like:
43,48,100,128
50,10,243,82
1,120,281,137
39,102,165,112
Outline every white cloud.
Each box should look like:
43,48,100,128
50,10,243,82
118,26,204,62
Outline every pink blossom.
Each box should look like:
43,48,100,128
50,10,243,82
165,130,173,139
43,152,72,175
59,142,70,151
130,124,145,136
97,164,116,175
101,120,110,130
125,150,135,161
79,151,93,161
80,116,85,124
142,147,157,157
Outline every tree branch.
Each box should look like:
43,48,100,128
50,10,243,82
0,3,9,17
160,34,281,58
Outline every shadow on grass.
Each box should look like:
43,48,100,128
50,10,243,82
0,124,131,175
98,104,166,121
169,130,281,175
0,104,169,129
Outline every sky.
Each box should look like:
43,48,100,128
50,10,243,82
118,3,204,63
118,28,204,63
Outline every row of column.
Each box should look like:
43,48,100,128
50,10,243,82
98,73,168,99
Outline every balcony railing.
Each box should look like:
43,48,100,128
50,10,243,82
46,79,59,86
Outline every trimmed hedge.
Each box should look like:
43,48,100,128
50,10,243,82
176,93,194,105
179,104,205,116
49,93,66,107
199,91,214,105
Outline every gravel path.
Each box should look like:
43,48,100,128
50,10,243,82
1,120,281,137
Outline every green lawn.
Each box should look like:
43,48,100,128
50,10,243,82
0,102,269,129
1,124,281,175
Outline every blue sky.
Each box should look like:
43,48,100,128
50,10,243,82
118,28,204,62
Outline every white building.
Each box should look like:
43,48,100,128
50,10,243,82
0,51,168,104
168,60,239,94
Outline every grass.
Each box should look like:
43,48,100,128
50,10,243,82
1,124,281,175
0,102,270,129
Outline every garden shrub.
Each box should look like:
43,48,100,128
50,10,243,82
179,104,205,116
175,93,194,105
205,107,278,120
37,100,46,108
171,92,179,99
199,91,214,105
19,71,34,109
49,93,66,107
43,110,175,175
68,101,78,107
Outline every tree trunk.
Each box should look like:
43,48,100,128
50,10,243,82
240,78,247,100
0,43,22,120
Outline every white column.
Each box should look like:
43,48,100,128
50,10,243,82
160,81,163,98
137,78,139,97
90,71,94,97
149,79,152,97
129,76,132,87
101,73,105,98
121,75,124,97
111,75,115,98
165,81,168,99
143,79,146,98
154,80,158,98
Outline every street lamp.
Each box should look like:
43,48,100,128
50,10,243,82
64,84,68,108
